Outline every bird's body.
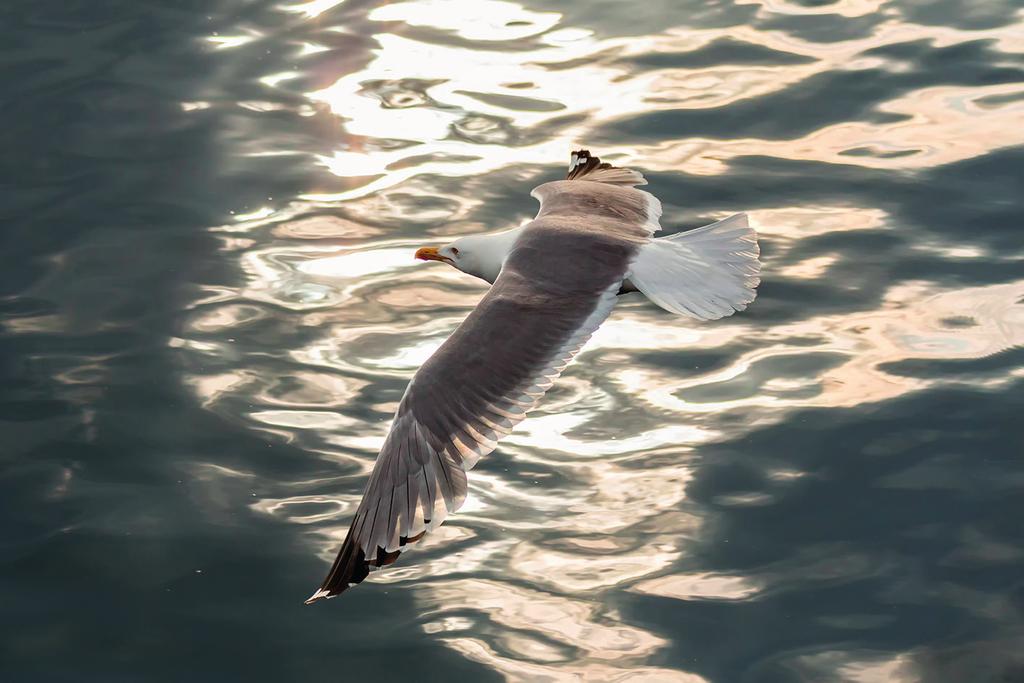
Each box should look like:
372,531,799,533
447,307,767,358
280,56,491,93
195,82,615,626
306,150,760,603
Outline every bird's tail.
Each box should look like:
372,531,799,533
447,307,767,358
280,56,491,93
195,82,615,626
630,213,761,320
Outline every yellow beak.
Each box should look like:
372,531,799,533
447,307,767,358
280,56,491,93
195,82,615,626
415,246,451,264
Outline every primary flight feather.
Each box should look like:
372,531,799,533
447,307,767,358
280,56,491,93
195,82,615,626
306,150,760,603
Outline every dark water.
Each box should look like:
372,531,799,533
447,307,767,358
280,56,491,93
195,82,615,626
3,1,1024,681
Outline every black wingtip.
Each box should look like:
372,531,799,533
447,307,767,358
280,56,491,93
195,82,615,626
305,528,371,605
565,149,647,186
306,526,423,605
567,149,612,180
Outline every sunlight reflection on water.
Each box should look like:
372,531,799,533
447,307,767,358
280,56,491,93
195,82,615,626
172,0,1024,679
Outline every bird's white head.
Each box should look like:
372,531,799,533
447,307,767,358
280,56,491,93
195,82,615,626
414,230,518,284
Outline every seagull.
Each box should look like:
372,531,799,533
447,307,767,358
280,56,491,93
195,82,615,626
306,150,760,603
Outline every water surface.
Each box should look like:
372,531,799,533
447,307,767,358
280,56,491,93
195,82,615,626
2,0,1024,681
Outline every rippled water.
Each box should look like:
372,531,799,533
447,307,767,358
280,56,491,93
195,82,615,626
3,1,1024,680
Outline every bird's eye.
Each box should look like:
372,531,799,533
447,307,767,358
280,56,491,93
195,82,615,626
451,247,460,256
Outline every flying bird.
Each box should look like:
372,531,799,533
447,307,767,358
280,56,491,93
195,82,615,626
306,150,760,603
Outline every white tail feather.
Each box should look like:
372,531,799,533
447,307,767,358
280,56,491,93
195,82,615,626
629,213,761,320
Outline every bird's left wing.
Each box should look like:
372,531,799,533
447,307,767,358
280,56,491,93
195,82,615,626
307,151,659,602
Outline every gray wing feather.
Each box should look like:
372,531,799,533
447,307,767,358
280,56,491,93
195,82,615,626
531,180,662,237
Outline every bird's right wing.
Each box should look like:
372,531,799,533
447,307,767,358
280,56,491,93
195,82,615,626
532,149,663,237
